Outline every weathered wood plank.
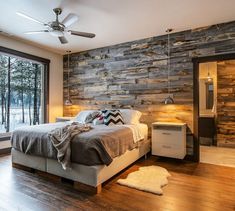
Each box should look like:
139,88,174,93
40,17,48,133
64,20,235,153
217,60,235,147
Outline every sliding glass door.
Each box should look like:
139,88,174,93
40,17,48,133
0,48,49,134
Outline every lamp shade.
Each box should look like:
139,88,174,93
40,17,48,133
65,98,72,106
164,96,174,105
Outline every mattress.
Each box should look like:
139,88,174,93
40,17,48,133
11,122,148,166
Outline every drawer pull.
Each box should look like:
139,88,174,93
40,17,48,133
162,132,171,135
162,145,171,149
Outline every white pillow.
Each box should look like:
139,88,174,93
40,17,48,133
93,117,104,125
119,109,142,124
93,112,104,125
75,110,98,123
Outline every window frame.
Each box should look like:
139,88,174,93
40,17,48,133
0,46,50,140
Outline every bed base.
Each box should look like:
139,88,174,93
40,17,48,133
12,162,102,194
11,140,150,194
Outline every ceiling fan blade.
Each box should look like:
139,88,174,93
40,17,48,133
24,30,49,34
69,30,95,38
16,12,47,26
62,13,78,27
58,36,68,44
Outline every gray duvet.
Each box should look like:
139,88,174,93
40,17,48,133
11,122,137,166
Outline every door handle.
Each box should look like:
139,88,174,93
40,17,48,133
162,132,171,135
162,145,171,149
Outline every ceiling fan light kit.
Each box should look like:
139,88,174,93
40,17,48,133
16,8,95,44
49,30,64,37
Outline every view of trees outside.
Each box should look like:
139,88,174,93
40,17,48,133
0,54,42,133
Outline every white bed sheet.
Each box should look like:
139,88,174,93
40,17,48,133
123,123,148,143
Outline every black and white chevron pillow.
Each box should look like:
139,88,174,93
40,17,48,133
102,110,124,126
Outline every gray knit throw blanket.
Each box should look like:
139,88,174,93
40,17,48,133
48,122,92,170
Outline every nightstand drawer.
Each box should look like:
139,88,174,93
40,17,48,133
152,144,185,158
152,136,182,157
152,129,184,146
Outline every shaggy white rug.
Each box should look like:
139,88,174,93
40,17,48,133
117,166,171,195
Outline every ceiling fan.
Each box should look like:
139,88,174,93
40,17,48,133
16,8,96,44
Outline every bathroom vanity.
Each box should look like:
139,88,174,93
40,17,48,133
199,114,216,146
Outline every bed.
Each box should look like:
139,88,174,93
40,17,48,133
11,109,150,193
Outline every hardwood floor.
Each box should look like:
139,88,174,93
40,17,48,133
200,146,235,168
0,154,235,211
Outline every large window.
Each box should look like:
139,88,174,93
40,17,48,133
0,47,49,134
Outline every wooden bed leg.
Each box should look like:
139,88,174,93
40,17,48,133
74,182,102,194
12,162,35,173
36,171,61,183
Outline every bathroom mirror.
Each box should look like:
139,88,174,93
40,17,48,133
199,78,214,115
205,81,214,109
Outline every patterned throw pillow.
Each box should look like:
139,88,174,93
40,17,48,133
102,110,124,126
93,112,104,125
85,111,100,123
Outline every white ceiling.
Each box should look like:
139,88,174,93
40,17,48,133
1,0,235,54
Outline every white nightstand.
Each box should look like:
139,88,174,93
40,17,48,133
56,116,75,122
151,122,186,159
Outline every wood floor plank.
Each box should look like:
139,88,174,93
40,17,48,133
0,155,234,211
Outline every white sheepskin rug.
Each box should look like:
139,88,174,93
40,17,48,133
117,166,171,195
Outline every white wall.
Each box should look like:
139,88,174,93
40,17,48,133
0,35,63,122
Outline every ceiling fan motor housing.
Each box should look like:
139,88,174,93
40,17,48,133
49,8,65,37
47,22,64,37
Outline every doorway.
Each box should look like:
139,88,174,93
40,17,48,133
193,54,235,167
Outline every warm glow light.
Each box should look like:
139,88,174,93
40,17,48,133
49,105,64,123
207,76,212,82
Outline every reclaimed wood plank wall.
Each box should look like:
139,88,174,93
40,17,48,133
217,60,235,147
64,20,235,154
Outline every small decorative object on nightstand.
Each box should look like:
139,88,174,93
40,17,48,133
152,122,186,159
56,117,75,122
